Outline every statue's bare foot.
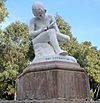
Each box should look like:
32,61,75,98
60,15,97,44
58,50,68,56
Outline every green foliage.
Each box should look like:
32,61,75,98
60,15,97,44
0,0,8,23
0,22,31,99
4,21,30,72
90,89,94,99
0,1,34,97
56,15,72,38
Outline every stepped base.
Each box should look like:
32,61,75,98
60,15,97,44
0,100,99,103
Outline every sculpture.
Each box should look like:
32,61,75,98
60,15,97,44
29,1,77,63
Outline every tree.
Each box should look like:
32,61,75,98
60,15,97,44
0,21,31,99
0,0,8,23
0,0,34,100
80,42,100,100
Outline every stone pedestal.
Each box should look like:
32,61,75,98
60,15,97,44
16,61,90,101
0,100,100,103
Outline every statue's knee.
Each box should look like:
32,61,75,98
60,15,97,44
32,39,36,45
47,28,55,33
47,29,56,37
32,38,40,44
66,35,70,42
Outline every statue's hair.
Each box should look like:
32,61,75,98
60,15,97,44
32,1,45,16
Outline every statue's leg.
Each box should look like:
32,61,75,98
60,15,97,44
57,32,70,43
32,31,49,44
46,29,62,53
46,29,67,55
32,29,67,55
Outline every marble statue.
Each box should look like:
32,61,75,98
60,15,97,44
29,1,77,63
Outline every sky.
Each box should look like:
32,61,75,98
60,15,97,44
1,0,100,49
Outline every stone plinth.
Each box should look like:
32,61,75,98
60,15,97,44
0,100,100,103
16,61,90,101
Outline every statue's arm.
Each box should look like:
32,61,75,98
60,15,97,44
49,16,60,32
50,16,70,43
29,19,46,38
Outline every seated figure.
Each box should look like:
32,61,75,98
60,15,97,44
29,1,76,63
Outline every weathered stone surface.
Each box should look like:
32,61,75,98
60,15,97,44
0,100,100,103
16,61,90,101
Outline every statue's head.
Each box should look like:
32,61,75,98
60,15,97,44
32,1,46,19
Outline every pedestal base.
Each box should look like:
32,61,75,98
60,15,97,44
16,61,90,101
0,100,99,103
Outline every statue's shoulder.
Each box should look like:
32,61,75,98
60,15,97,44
29,17,36,24
46,14,54,23
46,14,53,19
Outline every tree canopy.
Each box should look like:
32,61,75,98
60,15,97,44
0,21,30,99
0,0,8,23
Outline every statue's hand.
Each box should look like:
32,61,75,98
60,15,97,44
47,21,56,30
42,27,48,32
47,25,54,30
